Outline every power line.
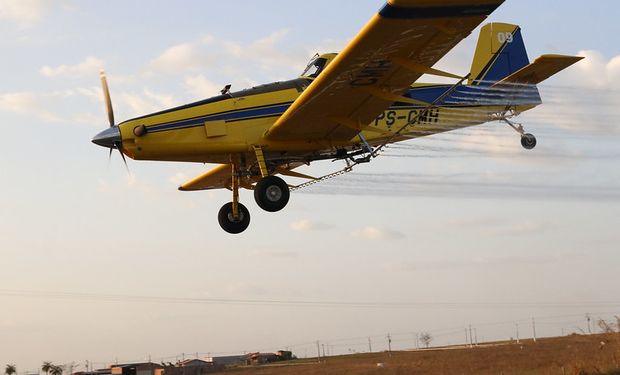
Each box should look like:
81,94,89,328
1,289,619,309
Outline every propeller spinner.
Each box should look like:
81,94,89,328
92,70,128,170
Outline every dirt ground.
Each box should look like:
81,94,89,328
223,333,620,375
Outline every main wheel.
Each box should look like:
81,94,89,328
218,202,250,234
254,176,290,212
521,133,537,150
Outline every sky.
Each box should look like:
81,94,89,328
1,0,619,371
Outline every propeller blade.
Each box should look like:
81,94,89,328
114,141,129,172
100,70,115,128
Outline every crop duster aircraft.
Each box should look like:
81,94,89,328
92,0,582,234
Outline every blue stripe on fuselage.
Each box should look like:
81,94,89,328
147,84,541,134
148,103,293,133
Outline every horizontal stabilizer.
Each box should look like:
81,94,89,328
493,54,583,86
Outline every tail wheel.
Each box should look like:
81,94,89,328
521,133,537,150
254,176,290,212
218,202,250,234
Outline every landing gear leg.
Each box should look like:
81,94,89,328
218,163,251,234
502,118,537,150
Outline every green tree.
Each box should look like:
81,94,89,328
5,364,17,375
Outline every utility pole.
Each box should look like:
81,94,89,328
586,314,592,334
387,333,392,356
368,337,372,353
532,318,537,342
465,329,469,346
469,325,473,347
516,323,520,344
316,341,321,363
415,333,420,349
474,328,478,346
322,344,326,358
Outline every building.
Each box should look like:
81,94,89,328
246,351,294,365
111,363,163,375
207,355,247,367
153,360,222,375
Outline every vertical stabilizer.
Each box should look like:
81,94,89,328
469,23,530,85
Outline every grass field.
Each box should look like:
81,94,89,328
223,334,620,375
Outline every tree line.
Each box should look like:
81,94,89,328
4,362,65,375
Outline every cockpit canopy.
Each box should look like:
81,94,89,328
300,53,337,79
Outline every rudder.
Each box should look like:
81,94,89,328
469,23,530,86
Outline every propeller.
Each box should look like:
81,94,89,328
100,70,115,128
96,70,128,171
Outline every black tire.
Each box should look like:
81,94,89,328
218,202,250,234
521,133,537,150
254,176,290,212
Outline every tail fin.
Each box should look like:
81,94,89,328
469,23,530,86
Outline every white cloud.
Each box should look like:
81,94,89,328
526,51,620,135
0,92,37,113
0,91,61,122
289,219,333,232
145,30,321,82
564,50,620,89
146,43,210,73
0,0,48,27
184,74,222,99
40,56,105,78
351,226,405,240
120,89,179,117
0,87,111,127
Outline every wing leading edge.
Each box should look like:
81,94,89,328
264,0,504,143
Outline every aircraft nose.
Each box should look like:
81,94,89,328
92,127,121,148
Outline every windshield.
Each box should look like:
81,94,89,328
301,57,327,78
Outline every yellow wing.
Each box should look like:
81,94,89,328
178,164,232,191
264,0,504,142
178,163,309,191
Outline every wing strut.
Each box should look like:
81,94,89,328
290,74,471,192
370,73,471,158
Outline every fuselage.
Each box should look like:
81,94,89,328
116,77,541,165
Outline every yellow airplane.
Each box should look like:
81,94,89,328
92,0,582,234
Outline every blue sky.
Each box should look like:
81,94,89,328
1,0,619,371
